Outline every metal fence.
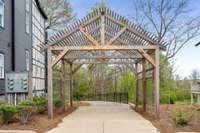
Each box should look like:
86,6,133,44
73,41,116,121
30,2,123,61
73,92,129,104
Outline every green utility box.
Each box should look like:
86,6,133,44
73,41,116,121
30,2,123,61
5,72,29,105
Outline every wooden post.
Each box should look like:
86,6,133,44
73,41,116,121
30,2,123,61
152,69,155,104
60,60,65,111
27,71,33,100
47,48,53,119
135,63,139,109
142,59,147,112
69,63,73,107
114,67,117,100
190,83,193,105
191,93,193,105
154,45,160,117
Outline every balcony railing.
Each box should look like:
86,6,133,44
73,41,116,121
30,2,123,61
191,83,200,94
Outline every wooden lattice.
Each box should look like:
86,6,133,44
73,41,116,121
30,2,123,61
44,8,165,119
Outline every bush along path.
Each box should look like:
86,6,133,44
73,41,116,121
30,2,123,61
135,104,200,133
0,97,48,125
0,98,78,133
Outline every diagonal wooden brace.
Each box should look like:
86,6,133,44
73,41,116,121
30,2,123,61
72,64,83,74
52,49,69,68
79,27,100,46
107,27,126,45
138,48,156,67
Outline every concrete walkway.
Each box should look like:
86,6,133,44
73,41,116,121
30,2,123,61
47,101,158,133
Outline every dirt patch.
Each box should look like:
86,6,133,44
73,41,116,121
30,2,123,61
0,106,78,133
134,104,200,133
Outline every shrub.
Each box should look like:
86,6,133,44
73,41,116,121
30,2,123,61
53,98,64,108
33,97,47,113
160,91,177,104
172,109,192,126
175,89,191,101
0,104,18,124
17,100,36,125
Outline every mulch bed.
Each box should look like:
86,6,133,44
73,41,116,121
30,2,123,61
0,102,89,133
134,104,200,133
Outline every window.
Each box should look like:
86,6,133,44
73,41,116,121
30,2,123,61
25,0,30,12
0,53,4,79
25,50,30,71
25,12,30,33
0,0,5,28
25,0,30,33
32,1,46,93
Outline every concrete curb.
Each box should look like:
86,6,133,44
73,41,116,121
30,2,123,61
0,130,35,133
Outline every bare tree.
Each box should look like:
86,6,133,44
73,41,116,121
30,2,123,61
90,0,108,12
39,0,75,31
131,0,200,60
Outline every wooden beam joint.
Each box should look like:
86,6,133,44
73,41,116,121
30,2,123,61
107,27,126,45
51,49,69,68
138,49,156,67
79,27,100,46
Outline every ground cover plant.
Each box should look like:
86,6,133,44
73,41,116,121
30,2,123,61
17,100,36,125
0,101,83,133
0,104,18,124
172,109,192,126
33,97,48,113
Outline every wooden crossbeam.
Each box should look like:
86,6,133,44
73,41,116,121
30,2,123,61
50,46,155,65
51,45,156,51
79,27,100,46
115,50,141,59
137,49,156,67
65,56,138,59
72,60,136,64
107,27,126,45
68,51,90,62
52,49,69,68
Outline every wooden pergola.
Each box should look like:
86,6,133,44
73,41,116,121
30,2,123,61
42,8,166,119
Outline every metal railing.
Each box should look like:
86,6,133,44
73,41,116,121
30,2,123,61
191,84,200,94
73,92,129,104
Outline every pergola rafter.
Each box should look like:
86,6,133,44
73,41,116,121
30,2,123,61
44,8,166,119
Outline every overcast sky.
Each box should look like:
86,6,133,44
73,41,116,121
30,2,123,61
69,0,200,78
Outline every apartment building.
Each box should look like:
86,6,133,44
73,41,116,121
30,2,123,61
0,0,47,100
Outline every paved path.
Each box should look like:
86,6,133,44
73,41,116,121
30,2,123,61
47,101,158,133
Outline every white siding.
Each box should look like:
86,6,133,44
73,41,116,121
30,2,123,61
32,0,45,96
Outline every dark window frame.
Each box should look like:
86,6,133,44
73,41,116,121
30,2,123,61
0,0,5,29
25,0,30,34
25,49,30,71
0,52,5,80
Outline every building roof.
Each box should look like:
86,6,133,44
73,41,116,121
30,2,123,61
35,0,48,20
